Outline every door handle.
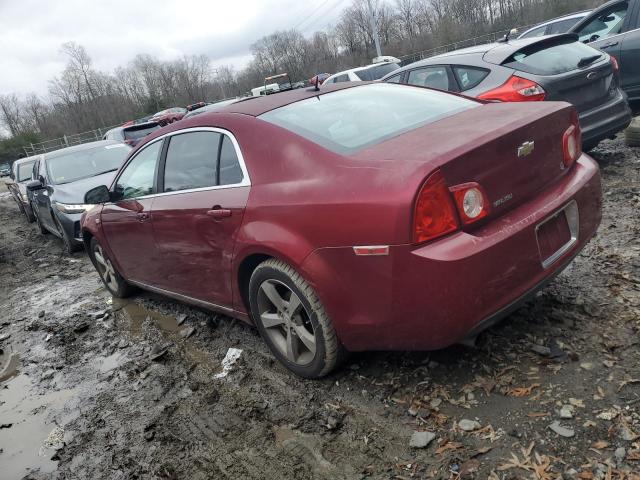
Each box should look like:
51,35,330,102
206,208,232,219
602,41,619,48
137,212,150,222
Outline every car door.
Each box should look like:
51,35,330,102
618,0,640,99
31,158,57,231
573,1,630,58
101,139,163,284
151,128,250,307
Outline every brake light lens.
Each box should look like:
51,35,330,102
562,115,582,169
449,183,490,226
413,170,459,244
611,55,619,74
478,75,546,102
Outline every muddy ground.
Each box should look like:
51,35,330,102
0,136,639,480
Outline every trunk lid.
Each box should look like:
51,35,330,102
352,101,576,225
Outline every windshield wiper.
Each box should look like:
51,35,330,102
93,168,119,176
578,54,603,68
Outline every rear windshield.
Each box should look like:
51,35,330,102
124,124,160,141
17,161,35,182
355,63,400,81
47,144,131,184
259,83,478,154
503,40,604,75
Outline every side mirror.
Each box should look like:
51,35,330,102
26,179,43,191
84,185,111,204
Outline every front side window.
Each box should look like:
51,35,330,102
260,83,478,155
576,3,628,43
407,66,451,91
453,66,490,91
114,141,161,200
163,132,220,192
17,161,35,182
385,73,403,83
546,17,583,35
356,63,400,81
333,74,350,83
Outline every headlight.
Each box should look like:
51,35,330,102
20,192,28,201
54,203,95,214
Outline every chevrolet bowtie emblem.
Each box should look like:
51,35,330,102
517,140,535,157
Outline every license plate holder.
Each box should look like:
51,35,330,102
535,201,579,269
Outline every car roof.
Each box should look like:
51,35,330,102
518,10,591,36
14,154,41,165
44,139,121,160
213,82,369,117
385,32,579,75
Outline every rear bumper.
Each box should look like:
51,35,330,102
302,154,602,351
580,89,632,147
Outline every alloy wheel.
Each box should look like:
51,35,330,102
93,244,119,292
256,279,316,366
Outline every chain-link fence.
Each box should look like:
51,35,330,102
22,124,121,157
398,23,536,66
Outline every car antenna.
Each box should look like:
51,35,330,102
499,28,518,43
314,75,320,92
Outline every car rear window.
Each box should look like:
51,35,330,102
259,83,478,155
502,39,604,75
355,63,400,81
124,124,161,141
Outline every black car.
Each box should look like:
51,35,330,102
382,33,632,150
27,140,131,253
569,0,640,103
102,121,161,147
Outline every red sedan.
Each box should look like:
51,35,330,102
80,82,602,378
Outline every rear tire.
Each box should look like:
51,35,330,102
624,118,640,147
89,237,134,298
248,259,345,378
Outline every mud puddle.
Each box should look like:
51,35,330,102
0,351,79,479
113,298,216,365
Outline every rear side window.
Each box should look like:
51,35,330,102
407,66,451,91
546,17,582,35
502,40,604,75
219,136,244,185
453,66,490,91
259,83,478,155
333,74,350,83
163,132,220,192
385,73,403,83
519,25,547,39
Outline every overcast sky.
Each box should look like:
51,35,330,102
0,0,349,97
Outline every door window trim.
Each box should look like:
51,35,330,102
110,127,251,202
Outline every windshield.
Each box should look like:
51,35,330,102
47,144,131,184
17,161,35,182
259,83,478,155
124,124,160,140
355,63,400,81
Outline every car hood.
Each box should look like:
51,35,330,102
52,171,117,204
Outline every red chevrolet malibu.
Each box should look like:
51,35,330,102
81,82,601,378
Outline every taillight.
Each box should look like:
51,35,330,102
563,111,582,169
611,55,619,74
413,170,458,244
449,183,490,226
478,75,546,102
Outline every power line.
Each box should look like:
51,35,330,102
301,0,349,32
293,0,333,31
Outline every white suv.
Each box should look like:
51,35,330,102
324,61,400,84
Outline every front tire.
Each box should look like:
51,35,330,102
248,259,345,378
89,237,134,298
53,213,81,254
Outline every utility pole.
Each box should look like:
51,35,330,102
367,0,382,58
